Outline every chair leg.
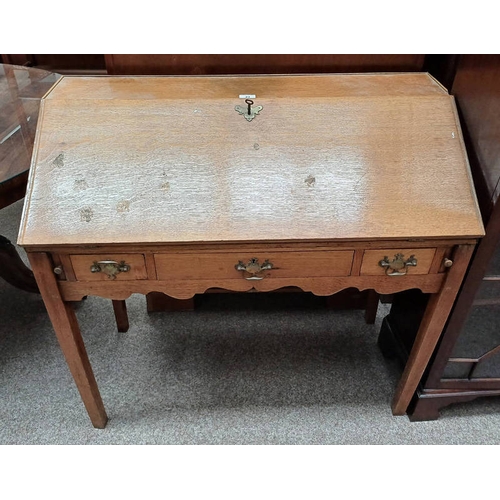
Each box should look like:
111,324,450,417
0,235,39,293
112,300,129,332
364,290,379,324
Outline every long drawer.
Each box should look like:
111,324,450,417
154,251,355,280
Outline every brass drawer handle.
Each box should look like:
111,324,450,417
90,260,131,280
378,253,417,276
235,258,273,280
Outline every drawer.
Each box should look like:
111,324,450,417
70,254,148,281
360,248,436,276
154,251,354,281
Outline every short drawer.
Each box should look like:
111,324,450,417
360,248,436,276
70,254,148,281
155,251,354,281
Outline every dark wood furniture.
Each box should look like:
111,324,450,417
104,54,426,75
378,55,500,420
0,64,60,292
1,55,106,74
1,54,426,76
2,54,459,82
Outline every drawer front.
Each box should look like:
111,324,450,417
70,254,148,281
360,248,436,276
155,251,354,281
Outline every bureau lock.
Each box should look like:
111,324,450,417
235,99,263,122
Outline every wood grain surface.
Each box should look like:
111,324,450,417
18,74,484,247
44,74,447,100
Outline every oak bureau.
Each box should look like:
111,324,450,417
18,73,484,428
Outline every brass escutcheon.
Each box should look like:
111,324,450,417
235,257,273,280
378,253,417,276
90,260,131,280
235,99,263,122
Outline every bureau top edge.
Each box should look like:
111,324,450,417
43,73,448,101
19,235,482,252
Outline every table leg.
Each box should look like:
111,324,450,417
0,235,39,293
28,252,108,428
391,244,475,415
